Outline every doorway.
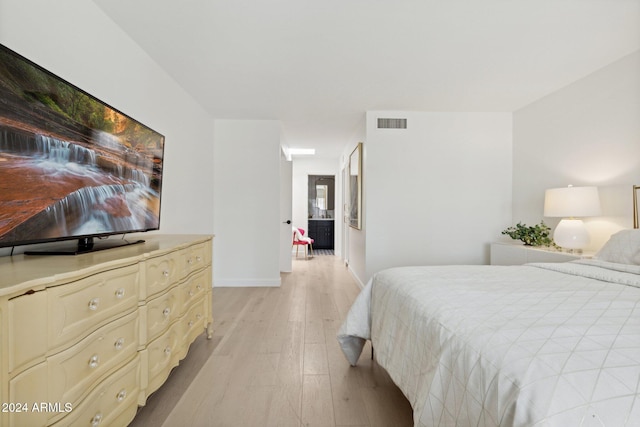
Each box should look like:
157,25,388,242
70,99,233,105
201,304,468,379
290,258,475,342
307,175,335,253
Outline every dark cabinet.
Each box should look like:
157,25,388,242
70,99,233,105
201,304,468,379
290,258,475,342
308,220,334,249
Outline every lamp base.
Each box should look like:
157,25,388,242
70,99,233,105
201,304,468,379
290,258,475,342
553,219,590,250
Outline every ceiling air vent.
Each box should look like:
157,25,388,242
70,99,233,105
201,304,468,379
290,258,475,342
377,118,407,129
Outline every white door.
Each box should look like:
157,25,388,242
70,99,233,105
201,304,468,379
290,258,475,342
279,150,293,272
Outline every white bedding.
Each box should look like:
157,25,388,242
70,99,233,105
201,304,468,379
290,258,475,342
337,259,640,426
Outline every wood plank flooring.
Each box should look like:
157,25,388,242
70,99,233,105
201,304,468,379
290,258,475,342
130,255,413,426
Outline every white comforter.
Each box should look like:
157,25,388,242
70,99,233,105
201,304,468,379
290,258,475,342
337,259,640,426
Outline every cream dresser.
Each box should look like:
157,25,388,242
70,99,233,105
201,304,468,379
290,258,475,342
0,234,213,427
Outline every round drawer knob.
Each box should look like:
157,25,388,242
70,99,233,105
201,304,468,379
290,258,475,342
162,270,170,277
88,354,100,369
163,307,171,317
196,314,202,320
189,290,194,297
188,258,194,265
91,412,103,427
114,338,125,350
116,389,127,402
196,256,202,262
196,284,202,290
188,320,194,327
164,346,171,355
88,298,100,311
115,288,125,299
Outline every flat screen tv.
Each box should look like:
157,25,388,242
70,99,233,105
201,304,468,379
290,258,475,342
0,44,164,255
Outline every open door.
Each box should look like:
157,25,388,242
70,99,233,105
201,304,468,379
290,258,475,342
279,149,293,273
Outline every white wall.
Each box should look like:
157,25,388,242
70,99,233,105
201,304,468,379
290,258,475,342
363,111,513,283
291,157,342,256
513,51,640,251
0,0,214,256
213,120,282,286
279,149,293,273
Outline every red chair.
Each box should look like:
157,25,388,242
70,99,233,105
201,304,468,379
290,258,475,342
292,227,314,259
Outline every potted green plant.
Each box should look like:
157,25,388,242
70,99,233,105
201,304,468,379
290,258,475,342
501,221,557,247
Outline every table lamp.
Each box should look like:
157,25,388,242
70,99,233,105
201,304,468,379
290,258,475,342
543,185,601,250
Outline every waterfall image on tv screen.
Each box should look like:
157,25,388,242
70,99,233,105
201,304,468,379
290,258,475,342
0,44,164,249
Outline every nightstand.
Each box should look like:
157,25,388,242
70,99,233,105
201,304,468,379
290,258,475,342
490,241,593,265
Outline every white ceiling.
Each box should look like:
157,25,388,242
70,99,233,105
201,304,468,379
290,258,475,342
93,0,640,158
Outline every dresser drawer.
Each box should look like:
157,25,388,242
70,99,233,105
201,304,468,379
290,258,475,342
48,311,139,408
178,242,209,279
183,298,207,348
179,267,210,314
146,286,181,342
144,251,180,298
50,355,140,427
48,264,139,351
146,322,181,396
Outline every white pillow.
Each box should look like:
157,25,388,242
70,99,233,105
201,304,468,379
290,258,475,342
595,229,640,265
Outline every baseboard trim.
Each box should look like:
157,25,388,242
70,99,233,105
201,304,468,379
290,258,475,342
214,278,281,288
347,265,365,289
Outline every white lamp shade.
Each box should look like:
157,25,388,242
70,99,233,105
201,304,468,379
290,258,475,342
544,185,601,250
553,219,590,249
544,186,601,217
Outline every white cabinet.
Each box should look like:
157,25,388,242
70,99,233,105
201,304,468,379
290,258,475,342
0,235,213,427
490,241,592,265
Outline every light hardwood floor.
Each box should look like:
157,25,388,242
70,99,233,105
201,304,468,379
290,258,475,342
130,255,413,427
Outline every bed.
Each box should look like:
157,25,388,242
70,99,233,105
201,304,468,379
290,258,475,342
337,230,640,426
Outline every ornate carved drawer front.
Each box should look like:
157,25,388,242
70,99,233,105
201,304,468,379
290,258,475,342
48,264,139,351
49,355,140,427
179,242,208,279
183,298,207,348
146,286,181,342
179,268,209,314
48,311,139,408
145,252,179,298
146,322,181,396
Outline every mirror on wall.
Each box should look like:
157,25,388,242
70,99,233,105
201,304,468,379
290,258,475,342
308,175,335,218
316,184,329,210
